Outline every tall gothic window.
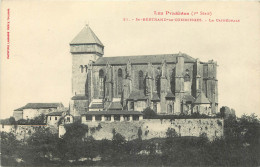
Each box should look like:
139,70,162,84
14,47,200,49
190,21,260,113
118,68,123,95
138,70,144,90
99,69,104,97
184,69,190,82
155,75,160,94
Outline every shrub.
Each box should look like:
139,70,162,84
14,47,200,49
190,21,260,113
166,128,178,138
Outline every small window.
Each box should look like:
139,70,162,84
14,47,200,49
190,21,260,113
55,117,57,120
184,74,190,82
80,65,84,73
67,117,70,122
130,101,134,110
185,69,189,74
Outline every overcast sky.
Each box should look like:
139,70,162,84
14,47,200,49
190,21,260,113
1,1,260,118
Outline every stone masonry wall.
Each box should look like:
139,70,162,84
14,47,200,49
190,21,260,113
59,118,224,141
0,125,56,141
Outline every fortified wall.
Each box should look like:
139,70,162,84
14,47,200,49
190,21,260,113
59,118,224,141
0,125,55,140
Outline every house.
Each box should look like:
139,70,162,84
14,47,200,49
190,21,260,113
13,103,64,120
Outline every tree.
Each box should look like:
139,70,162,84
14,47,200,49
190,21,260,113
29,114,45,125
59,121,89,162
9,117,16,125
111,130,126,165
63,121,88,139
20,127,58,165
84,136,99,161
166,128,178,138
0,132,21,166
239,114,260,146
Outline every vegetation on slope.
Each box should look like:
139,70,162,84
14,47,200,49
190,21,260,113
1,112,260,166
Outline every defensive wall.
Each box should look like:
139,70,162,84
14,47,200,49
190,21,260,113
0,124,56,140
59,118,224,141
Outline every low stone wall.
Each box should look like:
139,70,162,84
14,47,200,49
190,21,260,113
0,124,56,140
59,118,224,141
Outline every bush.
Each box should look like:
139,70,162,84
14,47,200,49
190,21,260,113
166,128,178,138
16,114,46,125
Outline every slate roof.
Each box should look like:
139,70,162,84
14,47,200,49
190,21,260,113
14,103,63,111
70,25,104,46
46,111,63,116
128,91,148,100
165,92,175,98
194,92,211,104
183,95,195,102
108,102,123,110
85,110,142,115
89,103,104,109
71,95,88,100
95,54,195,65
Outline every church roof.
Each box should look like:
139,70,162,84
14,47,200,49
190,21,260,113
46,111,63,116
183,95,195,102
14,103,63,111
95,54,195,65
70,25,104,46
71,95,88,100
165,92,175,98
151,93,160,101
108,102,123,110
194,92,211,104
89,103,104,109
128,91,148,100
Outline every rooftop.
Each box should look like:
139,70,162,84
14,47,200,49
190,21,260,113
194,92,211,104
46,111,63,116
14,103,64,111
70,24,104,46
85,110,143,115
95,53,196,65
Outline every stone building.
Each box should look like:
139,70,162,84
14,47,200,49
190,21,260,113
13,103,64,120
69,25,218,117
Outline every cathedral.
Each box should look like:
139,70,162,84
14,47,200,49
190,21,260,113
69,25,218,118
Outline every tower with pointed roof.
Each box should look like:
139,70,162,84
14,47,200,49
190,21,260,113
68,25,218,117
70,25,104,116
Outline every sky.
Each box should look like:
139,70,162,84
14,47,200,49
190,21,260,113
1,1,260,119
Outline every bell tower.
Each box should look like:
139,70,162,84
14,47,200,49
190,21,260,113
70,25,104,116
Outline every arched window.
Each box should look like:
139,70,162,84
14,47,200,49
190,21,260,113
184,74,190,82
118,68,123,95
80,65,84,73
167,104,173,114
99,69,104,97
138,70,144,90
